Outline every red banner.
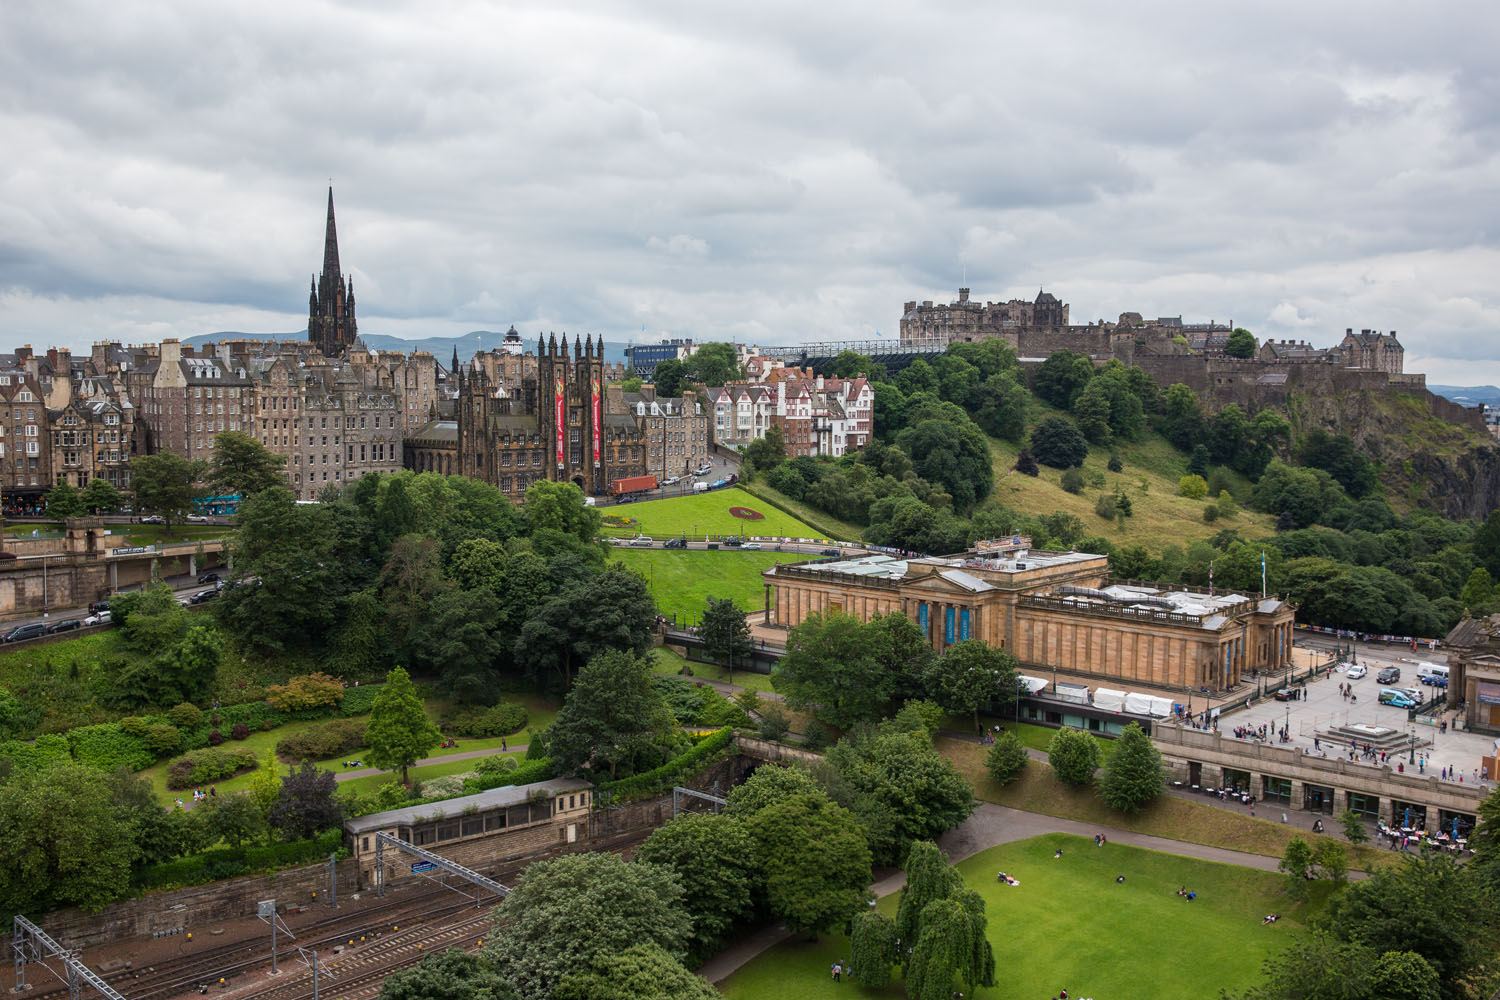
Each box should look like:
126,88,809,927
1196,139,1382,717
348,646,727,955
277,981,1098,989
591,373,602,467
554,375,565,468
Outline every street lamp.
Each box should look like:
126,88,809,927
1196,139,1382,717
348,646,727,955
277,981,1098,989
1409,723,1416,766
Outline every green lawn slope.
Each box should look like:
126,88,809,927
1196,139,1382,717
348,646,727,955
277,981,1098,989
609,548,807,619
600,487,827,540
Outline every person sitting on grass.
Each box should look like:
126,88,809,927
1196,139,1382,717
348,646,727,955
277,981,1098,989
1176,886,1187,897
1054,848,1064,859
1115,874,1126,884
1262,913,1279,924
1186,890,1197,901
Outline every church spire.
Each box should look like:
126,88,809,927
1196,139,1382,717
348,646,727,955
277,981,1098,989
323,187,341,278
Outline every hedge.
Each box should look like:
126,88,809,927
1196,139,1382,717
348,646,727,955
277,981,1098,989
444,703,528,738
135,829,344,891
68,723,156,772
275,718,367,762
0,733,72,773
595,727,734,802
463,757,556,795
166,746,257,790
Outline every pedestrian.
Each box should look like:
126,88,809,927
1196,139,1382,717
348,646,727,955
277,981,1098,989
501,738,507,752
831,962,841,982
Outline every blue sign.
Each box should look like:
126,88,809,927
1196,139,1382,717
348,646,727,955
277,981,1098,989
944,606,955,645
918,602,929,636
959,608,971,641
411,860,438,875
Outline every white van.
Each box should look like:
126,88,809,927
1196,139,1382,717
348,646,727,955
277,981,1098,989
693,482,710,493
1415,662,1449,684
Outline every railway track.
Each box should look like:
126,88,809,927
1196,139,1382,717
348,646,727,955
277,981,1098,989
15,831,647,1000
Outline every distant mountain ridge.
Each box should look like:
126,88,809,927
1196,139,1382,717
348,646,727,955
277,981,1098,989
183,330,632,365
1430,384,1500,408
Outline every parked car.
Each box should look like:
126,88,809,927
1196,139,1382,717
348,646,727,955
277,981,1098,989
820,547,840,557
1376,666,1401,684
46,619,82,634
1401,687,1425,704
741,541,762,550
663,476,680,486
710,479,727,489
1272,688,1298,702
628,537,654,547
2,623,48,643
88,600,111,614
1421,674,1449,689
695,464,712,475
723,537,743,547
1378,688,1418,709
186,514,211,523
189,589,219,605
664,537,687,549
140,515,166,525
1345,664,1368,680
198,571,221,585
83,610,111,627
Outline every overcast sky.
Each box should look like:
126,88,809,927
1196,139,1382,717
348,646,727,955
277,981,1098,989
1,1,1497,383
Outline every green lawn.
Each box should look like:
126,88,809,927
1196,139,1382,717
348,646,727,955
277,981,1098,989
610,548,808,618
721,833,1318,999
600,488,826,540
736,479,863,542
996,719,1117,759
651,646,776,693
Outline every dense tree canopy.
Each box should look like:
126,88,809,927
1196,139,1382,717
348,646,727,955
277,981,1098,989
636,813,759,961
546,650,680,780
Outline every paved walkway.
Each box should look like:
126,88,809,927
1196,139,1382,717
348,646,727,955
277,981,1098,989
698,801,1345,984
333,744,527,782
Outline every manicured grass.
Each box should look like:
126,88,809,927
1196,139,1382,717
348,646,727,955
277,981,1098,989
998,719,1117,759
338,752,523,797
722,833,1319,1000
736,479,863,542
600,488,826,540
651,646,776,693
609,548,808,618
940,737,1394,871
986,420,1275,555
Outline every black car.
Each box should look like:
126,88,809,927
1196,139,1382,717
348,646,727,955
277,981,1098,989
189,589,220,605
46,619,82,634
820,548,840,557
88,600,111,614
664,537,687,549
723,537,743,547
1272,688,1298,702
2,623,48,643
1376,666,1401,684
198,571,221,585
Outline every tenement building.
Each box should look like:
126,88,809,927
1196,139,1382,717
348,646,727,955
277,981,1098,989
764,537,1295,690
624,388,711,480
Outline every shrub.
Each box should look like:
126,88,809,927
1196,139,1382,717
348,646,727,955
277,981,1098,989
118,716,150,738
144,722,183,755
1030,416,1089,469
167,703,204,730
475,755,520,777
757,704,791,742
135,829,343,891
1046,728,1102,787
1177,474,1209,499
985,730,1029,786
208,729,224,746
444,703,529,738
231,723,251,740
1214,490,1239,519
417,773,475,799
652,677,750,728
68,723,155,771
166,747,257,790
276,718,368,762
802,721,832,751
1202,504,1219,523
1060,469,1085,494
463,757,556,795
1094,493,1118,520
266,673,344,713
338,683,385,717
1013,449,1040,477
0,733,72,773
596,728,734,803
1107,453,1124,473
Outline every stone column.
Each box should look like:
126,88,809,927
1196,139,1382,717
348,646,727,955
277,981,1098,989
1289,780,1305,811
108,560,118,592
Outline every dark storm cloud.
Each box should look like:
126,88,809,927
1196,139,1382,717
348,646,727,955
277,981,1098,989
0,0,1497,383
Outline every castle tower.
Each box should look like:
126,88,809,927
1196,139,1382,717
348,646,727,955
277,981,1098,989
308,188,358,357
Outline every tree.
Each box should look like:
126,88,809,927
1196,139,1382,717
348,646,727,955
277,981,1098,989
684,342,740,386
726,762,824,817
486,852,692,1000
1060,467,1085,494
1229,934,1439,1000
636,813,758,961
986,729,1029,786
1340,808,1369,845
1368,951,1442,1000
895,840,962,949
268,763,343,841
825,728,974,866
922,640,1017,730
516,566,656,688
743,791,872,936
1225,327,1257,358
1046,728,1101,786
742,424,787,472
221,486,343,653
773,611,895,728
847,910,898,987
1096,722,1164,813
45,482,84,520
974,371,1029,442
1459,567,1495,613
1314,839,1348,885
246,748,282,822
523,480,602,543
1178,473,1209,499
0,764,139,915
209,431,287,497
198,791,268,848
380,534,451,656
365,666,441,786
866,611,935,703
555,943,718,1000
79,477,124,514
699,597,752,683
378,949,516,1000
1014,448,1040,476
1029,416,1089,469
904,892,996,1000
895,417,993,513
130,452,202,529
1032,350,1094,408
547,650,679,780
105,586,222,707
650,358,688,398
409,588,508,702
1279,835,1314,899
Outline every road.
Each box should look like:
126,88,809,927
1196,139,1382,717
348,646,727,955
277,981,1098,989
0,575,221,635
592,452,741,506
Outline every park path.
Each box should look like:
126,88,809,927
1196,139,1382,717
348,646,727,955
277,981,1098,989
333,744,527,782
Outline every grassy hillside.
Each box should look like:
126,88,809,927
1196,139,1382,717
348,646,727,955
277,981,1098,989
988,422,1275,555
600,487,826,540
608,547,807,618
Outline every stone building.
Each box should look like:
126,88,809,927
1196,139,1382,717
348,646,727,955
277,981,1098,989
706,371,872,458
307,187,358,358
129,340,256,464
900,288,1069,346
1337,329,1404,374
404,419,458,475
49,394,132,491
0,369,53,508
452,334,649,499
1442,614,1500,733
763,537,1295,690
624,389,710,480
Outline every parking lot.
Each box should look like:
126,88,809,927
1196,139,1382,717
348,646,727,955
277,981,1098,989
1218,652,1497,785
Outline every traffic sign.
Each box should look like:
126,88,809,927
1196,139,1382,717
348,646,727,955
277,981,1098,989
411,861,437,875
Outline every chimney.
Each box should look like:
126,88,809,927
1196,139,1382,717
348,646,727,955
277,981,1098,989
159,338,182,367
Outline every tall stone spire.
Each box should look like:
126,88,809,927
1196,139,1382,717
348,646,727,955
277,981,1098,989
323,187,341,279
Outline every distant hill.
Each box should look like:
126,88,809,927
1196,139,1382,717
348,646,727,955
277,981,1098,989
1430,384,1500,409
183,330,632,365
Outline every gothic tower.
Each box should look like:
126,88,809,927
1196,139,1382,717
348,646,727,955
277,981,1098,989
308,187,358,357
